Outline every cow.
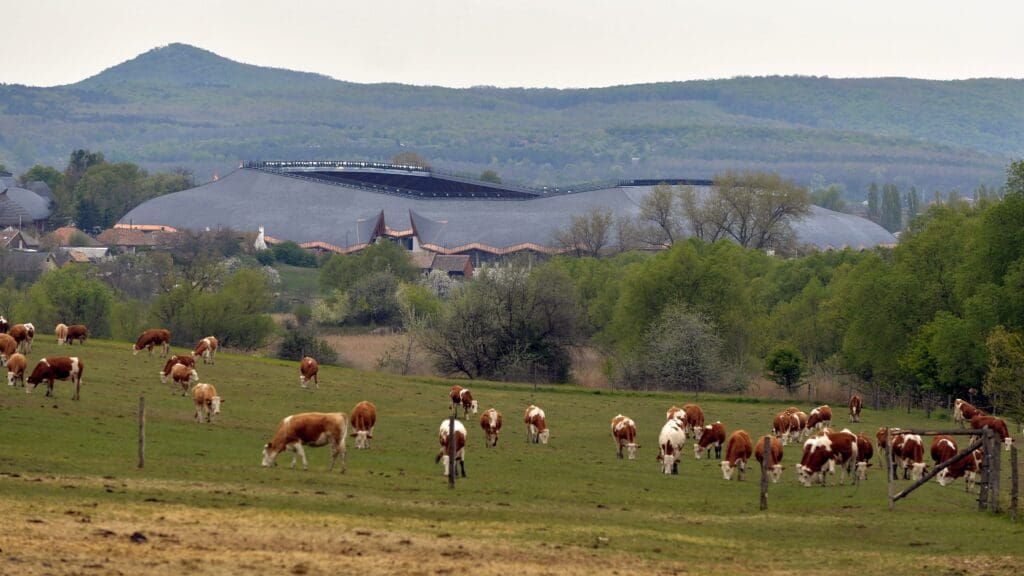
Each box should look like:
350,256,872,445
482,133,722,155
64,324,88,345
798,429,858,486
970,414,1013,451
849,395,862,423
695,421,727,460
754,435,785,483
773,410,801,446
893,433,926,481
524,405,550,444
666,406,687,426
480,408,503,448
449,385,478,416
299,356,319,389
953,399,986,428
876,426,903,480
937,445,983,491
6,352,26,387
611,414,639,460
721,430,753,481
807,405,833,432
436,418,467,477
55,323,68,345
0,315,7,333
191,383,223,423
9,323,31,354
790,409,810,439
350,401,377,449
683,404,705,441
169,363,198,395
133,329,171,357
657,419,687,475
26,356,84,400
193,336,218,364
0,333,16,366
261,412,348,472
159,354,195,385
855,433,874,481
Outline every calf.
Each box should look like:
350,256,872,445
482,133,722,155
807,405,833,431
0,333,16,366
683,403,705,441
26,356,84,400
159,355,195,384
480,408,503,448
893,433,926,481
721,430,753,481
170,363,199,395
524,405,550,444
65,324,88,345
657,419,687,475
436,418,467,477
193,336,218,364
695,421,727,460
798,429,858,486
350,401,377,449
191,383,223,423
55,323,68,345
299,356,319,389
6,352,26,387
9,323,31,354
261,412,348,472
970,414,1013,451
855,433,874,481
133,329,171,357
449,385,478,416
754,434,785,483
953,399,985,428
849,395,862,423
611,414,639,460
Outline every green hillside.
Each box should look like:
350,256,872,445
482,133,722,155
1,43,1022,195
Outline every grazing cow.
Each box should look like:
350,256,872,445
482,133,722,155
0,333,16,366
9,324,31,354
855,433,874,481
876,426,903,479
0,315,7,333
350,401,377,449
611,414,639,460
773,410,801,445
6,352,26,387
754,435,785,483
695,421,727,460
26,356,84,400
683,404,705,441
191,383,223,423
449,385,478,416
170,363,199,395
192,336,218,364
807,405,833,432
65,324,88,345
159,355,195,384
261,412,348,472
937,446,983,491
666,406,687,426
790,409,810,439
953,399,985,428
798,429,858,486
55,323,68,345
893,434,926,481
480,408,503,448
133,329,171,357
970,414,1013,451
721,430,753,481
436,418,467,477
657,419,687,475
299,356,319,389
931,435,958,465
849,395,862,423
524,405,550,444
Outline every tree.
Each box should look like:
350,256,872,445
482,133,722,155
271,241,317,267
906,186,921,224
391,151,430,169
1007,160,1024,195
810,184,846,212
636,184,682,248
320,241,417,293
348,271,401,325
867,183,880,222
57,149,105,218
479,169,501,184
19,164,63,194
553,207,614,257
695,171,811,251
623,304,723,391
14,267,114,337
984,326,1024,428
765,343,806,394
881,184,902,232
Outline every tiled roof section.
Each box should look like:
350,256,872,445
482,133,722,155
409,251,435,269
431,254,471,273
96,227,172,247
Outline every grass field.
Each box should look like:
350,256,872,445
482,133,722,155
2,338,1022,575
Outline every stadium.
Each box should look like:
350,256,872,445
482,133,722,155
119,161,896,259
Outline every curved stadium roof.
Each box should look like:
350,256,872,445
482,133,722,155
120,162,896,254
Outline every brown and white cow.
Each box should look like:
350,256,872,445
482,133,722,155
261,412,348,472
849,395,862,423
970,414,1013,451
9,323,32,354
299,356,319,389
133,329,171,357
937,445,983,491
436,418,467,477
721,430,753,481
159,354,195,385
695,421,727,460
953,399,986,428
64,324,89,345
6,352,26,387
449,385,478,416
790,409,810,439
611,414,639,460
855,433,874,481
657,419,687,475
191,383,223,423
480,408,503,448
524,405,549,444
755,434,785,483
55,323,68,345
797,429,858,486
666,405,687,426
683,403,705,441
26,356,84,400
893,433,926,481
192,336,218,364
170,363,198,395
876,426,903,480
772,410,801,445
807,405,833,432
0,333,16,366
350,401,377,449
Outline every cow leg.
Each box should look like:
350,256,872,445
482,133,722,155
739,461,746,482
672,460,679,475
73,377,80,401
314,374,319,390
329,441,346,473
293,444,308,470
459,458,466,478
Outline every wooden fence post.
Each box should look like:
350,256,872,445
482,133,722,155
137,396,145,469
979,429,992,511
886,429,894,511
991,429,1002,514
448,408,457,489
760,437,770,511
1011,445,1019,522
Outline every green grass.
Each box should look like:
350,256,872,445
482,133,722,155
1,338,1022,574
274,264,321,299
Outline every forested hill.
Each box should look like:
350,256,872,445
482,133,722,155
2,43,1022,196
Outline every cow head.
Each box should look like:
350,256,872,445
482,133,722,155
210,396,222,416
936,468,954,487
353,430,370,449
855,461,872,482
159,371,169,384
910,462,927,481
625,442,638,460
769,464,784,483
538,429,550,444
660,453,675,475
188,369,199,384
720,460,736,481
1005,437,1014,452
261,443,279,467
470,400,479,414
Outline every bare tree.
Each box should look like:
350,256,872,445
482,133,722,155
554,207,614,257
636,184,681,248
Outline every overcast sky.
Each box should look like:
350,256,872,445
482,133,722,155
2,0,1022,88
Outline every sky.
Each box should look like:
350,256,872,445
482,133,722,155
2,0,1022,88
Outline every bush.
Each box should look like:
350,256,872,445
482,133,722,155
293,303,313,326
348,271,401,325
277,323,339,365
14,267,114,337
765,343,806,393
619,304,723,391
255,250,275,266
272,241,317,268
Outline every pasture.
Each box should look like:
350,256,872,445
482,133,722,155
1,338,1022,575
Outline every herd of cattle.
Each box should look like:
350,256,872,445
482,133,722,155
1,315,1015,489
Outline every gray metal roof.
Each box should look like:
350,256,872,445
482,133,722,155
120,168,896,251
0,186,51,221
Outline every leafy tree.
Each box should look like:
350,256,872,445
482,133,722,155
19,164,63,194
553,206,614,257
622,304,723,391
14,267,114,337
57,149,105,218
867,182,880,222
1007,160,1024,195
320,241,417,293
271,241,317,267
348,271,401,325
881,183,902,232
765,343,806,394
693,171,811,251
984,326,1024,428
810,184,846,212
0,277,22,318
479,169,501,184
906,186,921,223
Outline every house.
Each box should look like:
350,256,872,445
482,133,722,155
0,226,39,251
59,246,111,263
96,224,177,253
47,226,103,248
0,250,59,283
